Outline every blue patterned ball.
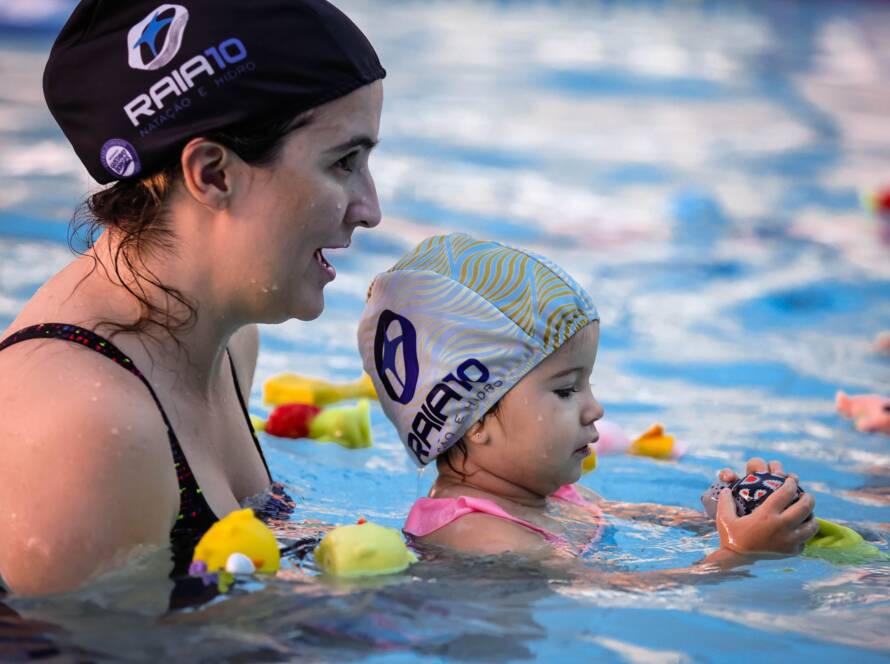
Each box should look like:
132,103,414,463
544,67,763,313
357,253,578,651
701,471,804,518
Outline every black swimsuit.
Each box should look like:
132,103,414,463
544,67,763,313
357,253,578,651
0,323,278,574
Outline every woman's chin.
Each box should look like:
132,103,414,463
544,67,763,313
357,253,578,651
253,291,324,324
292,293,325,321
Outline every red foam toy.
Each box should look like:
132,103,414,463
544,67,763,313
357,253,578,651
264,403,322,438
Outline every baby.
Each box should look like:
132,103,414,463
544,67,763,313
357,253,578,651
358,234,817,566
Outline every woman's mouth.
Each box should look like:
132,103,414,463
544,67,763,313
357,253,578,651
314,248,336,281
573,443,592,456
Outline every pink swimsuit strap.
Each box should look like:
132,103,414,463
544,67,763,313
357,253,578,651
404,484,604,553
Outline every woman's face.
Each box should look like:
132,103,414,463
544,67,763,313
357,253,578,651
230,80,384,322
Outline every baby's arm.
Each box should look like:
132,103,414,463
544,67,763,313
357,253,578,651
592,494,713,534
548,478,817,590
583,457,795,535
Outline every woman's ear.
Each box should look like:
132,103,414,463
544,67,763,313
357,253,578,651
180,137,238,209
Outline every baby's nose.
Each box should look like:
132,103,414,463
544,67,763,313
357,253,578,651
583,396,604,425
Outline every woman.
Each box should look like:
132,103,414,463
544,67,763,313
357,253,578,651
0,0,384,595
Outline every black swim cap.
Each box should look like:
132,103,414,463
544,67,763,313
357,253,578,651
44,1,385,184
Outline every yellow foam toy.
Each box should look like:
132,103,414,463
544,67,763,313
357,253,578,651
803,518,889,565
315,521,417,577
250,414,266,433
192,508,280,574
629,424,680,460
308,399,373,449
264,372,377,407
581,445,597,474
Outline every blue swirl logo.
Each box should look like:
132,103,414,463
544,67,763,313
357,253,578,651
127,4,190,71
374,310,419,405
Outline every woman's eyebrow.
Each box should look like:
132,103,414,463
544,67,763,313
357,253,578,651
325,135,379,154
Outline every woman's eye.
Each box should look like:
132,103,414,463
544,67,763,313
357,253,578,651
335,152,358,173
554,388,577,399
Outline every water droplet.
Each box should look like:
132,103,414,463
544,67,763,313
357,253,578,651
110,427,119,435
416,466,426,499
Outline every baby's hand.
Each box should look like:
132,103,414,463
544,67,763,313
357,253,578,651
717,457,792,485
715,477,818,555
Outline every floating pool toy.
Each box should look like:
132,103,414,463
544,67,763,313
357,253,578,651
629,424,688,459
258,400,373,449
265,403,322,438
875,331,890,355
190,508,280,575
862,186,890,244
263,372,377,407
594,420,631,455
250,414,267,432
581,445,597,474
835,391,890,435
862,186,890,217
595,420,687,460
700,473,886,564
315,520,417,577
803,518,888,565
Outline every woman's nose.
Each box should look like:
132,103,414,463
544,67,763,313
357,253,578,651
347,171,381,229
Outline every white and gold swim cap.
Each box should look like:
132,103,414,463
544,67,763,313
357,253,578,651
358,234,598,466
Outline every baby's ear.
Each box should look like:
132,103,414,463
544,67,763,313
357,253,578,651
464,420,490,446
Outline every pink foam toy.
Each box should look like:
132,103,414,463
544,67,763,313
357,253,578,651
836,391,890,435
875,331,890,355
594,419,632,455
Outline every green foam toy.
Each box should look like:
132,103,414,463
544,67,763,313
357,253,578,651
803,518,889,565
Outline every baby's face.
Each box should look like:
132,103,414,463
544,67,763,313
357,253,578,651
488,321,604,495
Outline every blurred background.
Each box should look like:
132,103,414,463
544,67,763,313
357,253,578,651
1,1,889,661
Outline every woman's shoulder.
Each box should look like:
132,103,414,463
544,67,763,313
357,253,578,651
0,337,179,593
0,327,172,445
0,329,177,486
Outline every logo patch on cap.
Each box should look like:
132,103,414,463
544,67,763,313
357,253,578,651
374,310,420,405
100,139,141,178
127,4,190,71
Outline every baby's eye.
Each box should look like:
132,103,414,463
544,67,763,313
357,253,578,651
554,387,577,399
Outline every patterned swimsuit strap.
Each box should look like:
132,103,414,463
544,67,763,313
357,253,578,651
1,323,176,430
0,322,211,524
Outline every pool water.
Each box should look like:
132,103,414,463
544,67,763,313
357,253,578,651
2,1,889,661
